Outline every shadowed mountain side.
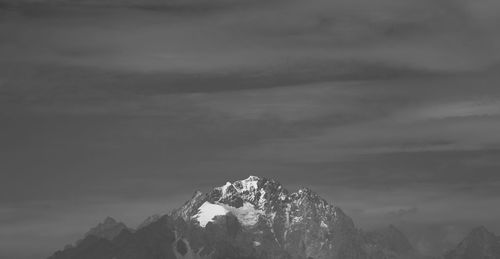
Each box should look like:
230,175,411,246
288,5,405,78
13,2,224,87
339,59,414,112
444,226,500,259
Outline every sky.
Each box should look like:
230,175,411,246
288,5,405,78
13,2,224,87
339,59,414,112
1,0,500,258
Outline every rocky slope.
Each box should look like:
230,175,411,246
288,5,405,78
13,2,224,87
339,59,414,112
444,226,500,259
48,176,424,259
83,216,129,241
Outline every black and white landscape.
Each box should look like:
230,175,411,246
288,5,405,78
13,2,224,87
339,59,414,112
47,176,500,259
1,0,500,258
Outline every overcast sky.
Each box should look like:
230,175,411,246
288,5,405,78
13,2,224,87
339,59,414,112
1,0,500,258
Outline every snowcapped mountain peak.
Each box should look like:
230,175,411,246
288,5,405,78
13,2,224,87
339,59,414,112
176,175,347,237
49,175,425,259
245,175,260,181
172,174,366,258
214,176,262,194
187,177,276,228
207,176,288,209
219,181,232,191
233,175,260,192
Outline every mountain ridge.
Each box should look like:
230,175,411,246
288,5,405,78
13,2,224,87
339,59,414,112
444,226,500,259
47,175,489,259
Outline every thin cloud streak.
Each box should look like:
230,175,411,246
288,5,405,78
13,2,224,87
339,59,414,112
2,0,500,74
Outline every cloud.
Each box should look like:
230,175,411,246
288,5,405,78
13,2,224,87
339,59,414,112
2,1,500,258
399,99,500,121
2,0,500,76
224,83,500,162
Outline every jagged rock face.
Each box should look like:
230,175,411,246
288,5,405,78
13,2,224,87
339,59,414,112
172,176,409,259
48,176,421,259
444,226,500,259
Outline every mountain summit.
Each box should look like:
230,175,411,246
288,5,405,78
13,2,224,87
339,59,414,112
171,175,364,258
444,226,500,259
84,217,129,241
48,176,423,259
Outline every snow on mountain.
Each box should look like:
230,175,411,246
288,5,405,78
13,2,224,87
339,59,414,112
193,202,229,227
48,175,425,259
193,201,264,227
174,176,375,258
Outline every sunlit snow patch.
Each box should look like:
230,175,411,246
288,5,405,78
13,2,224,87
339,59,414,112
194,202,229,227
226,202,263,226
193,201,263,227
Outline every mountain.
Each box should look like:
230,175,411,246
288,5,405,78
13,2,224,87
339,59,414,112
363,225,414,258
444,226,500,259
83,217,129,241
48,175,423,259
137,214,162,230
